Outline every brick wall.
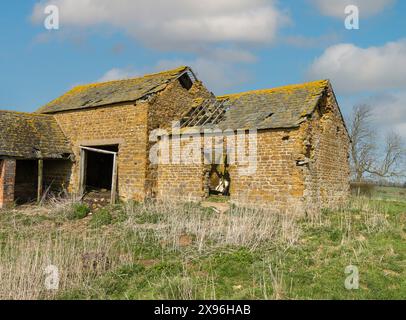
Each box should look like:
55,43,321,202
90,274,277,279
0,159,16,208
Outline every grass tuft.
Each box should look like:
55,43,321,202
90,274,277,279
90,208,113,228
67,203,90,221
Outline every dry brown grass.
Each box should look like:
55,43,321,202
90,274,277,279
0,232,134,300
124,201,302,252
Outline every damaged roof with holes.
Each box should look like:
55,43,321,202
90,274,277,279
37,66,193,114
181,80,330,130
0,110,72,159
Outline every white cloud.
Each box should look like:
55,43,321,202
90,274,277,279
97,67,139,82
308,39,406,93
366,91,406,138
31,0,288,50
310,0,395,18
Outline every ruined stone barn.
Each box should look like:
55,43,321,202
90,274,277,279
0,66,350,213
157,79,351,213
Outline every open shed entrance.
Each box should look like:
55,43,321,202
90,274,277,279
14,159,72,205
79,145,118,204
14,160,38,204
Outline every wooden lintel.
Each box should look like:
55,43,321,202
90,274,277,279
111,153,118,205
37,159,43,203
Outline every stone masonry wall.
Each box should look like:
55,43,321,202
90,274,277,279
156,112,349,214
301,86,350,212
0,159,16,208
146,80,212,198
156,129,307,213
156,136,208,201
54,103,149,201
228,129,306,214
53,79,211,202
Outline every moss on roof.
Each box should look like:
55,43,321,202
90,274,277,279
0,110,71,159
199,79,329,130
37,66,190,114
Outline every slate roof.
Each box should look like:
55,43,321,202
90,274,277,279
0,110,71,159
37,66,192,114
181,80,330,131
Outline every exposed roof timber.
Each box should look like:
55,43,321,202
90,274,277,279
179,79,332,131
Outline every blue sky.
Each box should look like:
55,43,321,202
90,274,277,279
1,0,405,138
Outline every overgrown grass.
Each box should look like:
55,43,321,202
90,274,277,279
90,208,113,228
67,203,90,220
0,196,404,300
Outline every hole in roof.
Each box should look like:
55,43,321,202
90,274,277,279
265,113,274,119
178,73,193,91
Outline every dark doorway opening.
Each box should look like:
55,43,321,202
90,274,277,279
15,160,38,204
208,162,231,197
84,145,118,191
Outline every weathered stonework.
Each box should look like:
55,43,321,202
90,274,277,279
156,130,306,213
228,129,305,213
52,79,210,202
300,84,351,212
54,102,149,201
156,85,350,214
156,134,207,202
146,80,211,198
0,66,350,213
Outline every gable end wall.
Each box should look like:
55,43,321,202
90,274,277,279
301,86,351,212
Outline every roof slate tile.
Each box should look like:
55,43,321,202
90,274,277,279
37,66,189,114
0,111,71,159
184,79,329,130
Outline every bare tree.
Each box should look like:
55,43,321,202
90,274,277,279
367,131,404,178
349,104,405,183
349,104,376,182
